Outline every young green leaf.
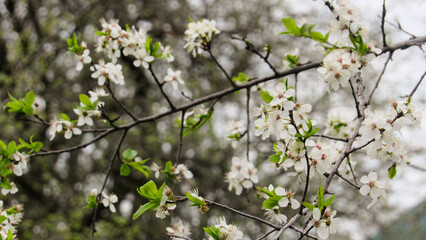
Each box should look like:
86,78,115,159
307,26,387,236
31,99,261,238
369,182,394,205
120,164,131,176
133,202,157,220
324,195,336,207
388,165,397,179
260,90,273,103
317,185,325,211
302,202,315,211
122,148,138,161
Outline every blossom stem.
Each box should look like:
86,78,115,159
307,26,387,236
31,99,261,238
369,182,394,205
207,49,237,88
148,64,176,110
105,81,137,121
175,110,186,164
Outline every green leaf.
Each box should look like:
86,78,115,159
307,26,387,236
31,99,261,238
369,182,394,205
6,141,16,157
257,186,275,198
324,195,336,207
262,196,281,209
186,192,204,206
388,165,397,179
79,94,93,108
0,215,7,223
317,185,325,211
136,180,158,201
60,113,70,121
133,202,157,220
120,164,131,176
128,162,150,178
302,202,315,211
269,153,281,163
6,230,13,240
24,91,35,106
281,17,300,36
260,90,273,103
203,226,221,240
95,31,108,36
232,72,249,83
0,178,11,190
0,141,7,151
122,148,138,161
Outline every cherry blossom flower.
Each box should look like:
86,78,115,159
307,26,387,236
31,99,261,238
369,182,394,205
76,41,92,71
102,192,118,213
265,206,287,224
164,68,184,90
208,217,243,240
63,121,82,139
73,108,94,126
275,187,300,209
166,219,191,239
360,171,389,209
150,163,162,178
184,19,220,57
1,182,18,195
226,157,259,195
312,207,339,239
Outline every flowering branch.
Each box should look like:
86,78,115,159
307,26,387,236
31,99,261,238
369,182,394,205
206,48,237,88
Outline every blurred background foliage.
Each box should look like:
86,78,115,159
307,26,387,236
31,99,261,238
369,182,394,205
0,0,425,239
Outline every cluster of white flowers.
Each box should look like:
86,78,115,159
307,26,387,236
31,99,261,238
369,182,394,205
155,186,176,219
184,19,220,57
226,157,259,195
311,207,339,239
48,115,82,140
224,120,246,148
318,0,377,91
359,172,389,209
166,218,192,239
358,99,422,165
73,88,108,128
91,59,125,86
208,217,243,240
254,82,306,141
262,185,300,224
308,140,344,175
0,201,24,239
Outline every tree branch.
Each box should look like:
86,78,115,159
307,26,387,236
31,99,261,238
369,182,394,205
148,64,176,110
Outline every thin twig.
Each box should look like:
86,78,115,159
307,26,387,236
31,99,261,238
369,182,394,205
256,228,276,240
297,226,314,240
367,52,393,105
91,129,128,239
407,70,426,99
28,37,426,159
335,172,360,189
294,73,298,103
349,79,361,118
246,88,251,161
312,134,348,142
175,110,186,164
381,0,387,47
230,35,278,75
385,20,416,38
105,81,137,121
207,48,237,87
148,64,176,110
272,214,301,240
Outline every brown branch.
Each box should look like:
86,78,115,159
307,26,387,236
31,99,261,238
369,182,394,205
381,36,426,54
246,88,251,161
105,81,137,121
408,70,426,99
91,129,128,239
175,110,186,164
230,35,278,75
367,52,393,105
206,48,237,88
381,0,387,47
148,64,176,110
256,228,277,240
312,134,348,142
29,37,426,159
349,79,361,118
